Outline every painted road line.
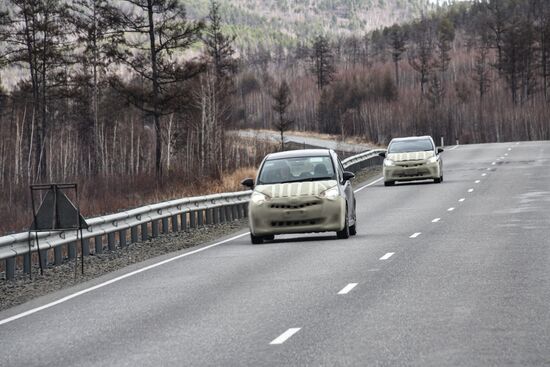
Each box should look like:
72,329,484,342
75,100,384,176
354,177,384,193
468,188,474,193
338,283,358,295
492,162,496,165
0,232,250,326
505,153,508,156
270,328,301,345
475,180,481,184
448,207,455,211
432,218,441,223
380,252,395,260
487,168,491,171
482,173,487,177
447,145,459,151
410,232,422,238
459,198,465,202
508,148,512,151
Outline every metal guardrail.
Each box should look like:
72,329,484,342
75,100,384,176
0,148,385,280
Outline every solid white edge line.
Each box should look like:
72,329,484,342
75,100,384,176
446,145,459,151
354,177,384,193
380,252,395,260
338,283,358,295
409,232,421,238
270,328,301,345
0,232,250,326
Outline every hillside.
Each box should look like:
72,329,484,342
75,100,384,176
185,0,440,48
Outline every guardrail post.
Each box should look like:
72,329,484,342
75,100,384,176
232,205,239,220
141,223,148,241
119,230,127,247
131,226,138,243
54,245,63,265
40,249,48,269
162,218,169,234
152,220,159,238
95,235,103,254
189,211,196,228
206,208,213,225
107,232,116,251
171,215,179,232
220,206,226,223
212,208,219,224
180,213,187,231
82,239,90,257
68,242,77,259
225,206,232,222
5,257,15,280
197,210,204,226
23,253,31,274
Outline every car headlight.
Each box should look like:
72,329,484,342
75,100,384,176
384,159,395,167
319,186,340,200
251,191,270,205
427,156,439,164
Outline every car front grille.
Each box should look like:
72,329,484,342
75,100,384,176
270,202,320,209
271,219,321,227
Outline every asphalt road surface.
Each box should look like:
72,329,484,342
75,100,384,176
1,141,549,366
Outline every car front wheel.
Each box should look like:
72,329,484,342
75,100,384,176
337,208,350,239
250,234,264,244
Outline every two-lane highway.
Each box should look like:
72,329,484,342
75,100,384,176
1,142,549,366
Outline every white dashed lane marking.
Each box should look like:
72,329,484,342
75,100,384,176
380,252,395,260
482,173,487,177
338,283,358,295
459,198,465,202
270,328,301,345
468,188,474,193
475,180,481,184
410,232,421,238
448,207,455,212
432,218,441,223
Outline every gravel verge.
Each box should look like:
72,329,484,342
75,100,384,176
0,168,381,312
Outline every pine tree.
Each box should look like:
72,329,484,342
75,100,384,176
272,80,293,150
311,35,336,90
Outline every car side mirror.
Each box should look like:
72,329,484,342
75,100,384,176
437,147,444,154
378,152,386,158
241,178,254,188
343,171,355,181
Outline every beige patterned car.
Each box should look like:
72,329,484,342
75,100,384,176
379,136,444,186
241,149,357,244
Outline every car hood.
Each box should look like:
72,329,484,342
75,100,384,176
255,180,337,199
388,151,435,162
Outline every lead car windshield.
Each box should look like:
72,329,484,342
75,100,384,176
388,139,434,153
258,156,336,184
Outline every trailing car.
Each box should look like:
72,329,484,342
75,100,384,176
379,136,444,186
241,149,357,244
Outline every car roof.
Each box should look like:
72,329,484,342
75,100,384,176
265,149,332,160
389,136,433,142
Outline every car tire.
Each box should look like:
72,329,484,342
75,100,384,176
349,220,357,236
264,235,275,241
434,177,442,183
384,181,395,186
250,234,264,244
337,208,350,239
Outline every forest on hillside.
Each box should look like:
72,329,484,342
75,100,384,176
0,0,549,234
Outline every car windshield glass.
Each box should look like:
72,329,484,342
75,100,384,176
258,156,336,184
388,139,434,153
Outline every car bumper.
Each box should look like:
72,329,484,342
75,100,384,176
383,161,441,181
249,196,346,236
